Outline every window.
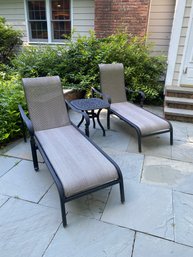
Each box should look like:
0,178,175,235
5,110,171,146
27,0,71,42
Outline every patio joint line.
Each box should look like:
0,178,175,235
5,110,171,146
172,189,176,242
0,159,22,178
99,187,112,220
37,182,55,204
41,221,62,257
0,196,10,209
139,155,145,183
130,231,137,257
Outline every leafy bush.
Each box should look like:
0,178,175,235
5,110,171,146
13,32,166,102
0,17,23,65
0,73,27,146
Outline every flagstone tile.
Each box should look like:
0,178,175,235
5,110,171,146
101,181,174,240
106,151,144,182
0,198,61,257
92,128,130,152
43,214,135,257
133,232,193,257
0,195,9,207
0,156,20,177
0,160,53,202
142,156,193,194
4,140,43,162
172,141,193,163
173,191,193,247
40,184,110,220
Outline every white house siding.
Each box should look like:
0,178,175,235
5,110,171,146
0,0,94,43
0,0,27,42
147,0,176,56
73,0,94,38
172,0,192,86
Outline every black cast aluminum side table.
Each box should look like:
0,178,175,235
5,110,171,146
70,98,110,136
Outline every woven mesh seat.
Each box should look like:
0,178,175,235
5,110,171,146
36,125,118,197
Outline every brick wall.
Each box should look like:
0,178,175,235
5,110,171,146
95,0,151,38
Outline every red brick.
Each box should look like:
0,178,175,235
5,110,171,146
95,0,151,38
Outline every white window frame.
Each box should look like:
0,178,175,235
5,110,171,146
25,0,73,44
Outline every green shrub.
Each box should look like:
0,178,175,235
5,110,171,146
0,73,27,146
0,17,22,65
13,32,166,102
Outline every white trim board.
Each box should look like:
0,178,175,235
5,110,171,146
179,1,193,86
165,0,186,87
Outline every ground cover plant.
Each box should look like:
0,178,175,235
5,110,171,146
0,17,24,146
0,71,26,146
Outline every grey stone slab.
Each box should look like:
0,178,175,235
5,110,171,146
133,232,193,257
141,135,172,158
91,122,131,152
43,214,135,257
0,156,20,177
172,141,193,163
0,195,9,207
0,160,53,202
125,131,172,158
144,105,164,117
105,150,144,182
173,191,193,247
170,121,188,142
4,140,43,162
142,156,193,194
0,198,61,257
101,181,174,240
187,125,193,143
40,184,110,219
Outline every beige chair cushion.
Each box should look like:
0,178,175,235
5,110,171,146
35,125,118,197
111,102,170,135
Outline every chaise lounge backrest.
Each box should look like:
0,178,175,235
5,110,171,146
23,76,70,131
99,63,127,103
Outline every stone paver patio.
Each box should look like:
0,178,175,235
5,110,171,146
1,106,193,256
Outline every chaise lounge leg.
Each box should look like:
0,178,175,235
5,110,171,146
119,180,125,203
30,137,39,171
107,109,110,129
60,200,67,227
170,128,173,145
137,132,142,153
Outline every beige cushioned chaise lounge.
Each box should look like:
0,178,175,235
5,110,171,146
99,63,173,152
19,76,125,227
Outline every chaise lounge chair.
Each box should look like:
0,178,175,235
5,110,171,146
98,63,173,152
18,76,125,227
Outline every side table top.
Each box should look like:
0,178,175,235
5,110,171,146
70,98,110,111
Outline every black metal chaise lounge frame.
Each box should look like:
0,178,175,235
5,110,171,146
97,63,173,152
19,76,125,227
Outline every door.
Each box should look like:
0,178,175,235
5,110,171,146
181,6,193,86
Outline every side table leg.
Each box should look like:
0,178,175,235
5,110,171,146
91,110,96,128
97,109,106,136
107,108,111,129
77,112,84,127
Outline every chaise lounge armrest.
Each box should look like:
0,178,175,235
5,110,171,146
18,104,34,139
91,87,111,104
125,88,145,107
